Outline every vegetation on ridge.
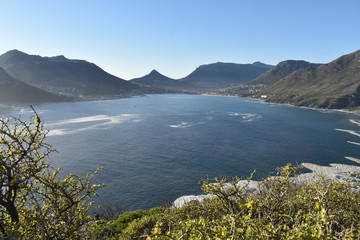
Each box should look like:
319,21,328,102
0,109,101,239
88,165,360,239
259,50,360,109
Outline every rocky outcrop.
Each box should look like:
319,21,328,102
172,180,260,208
172,160,360,208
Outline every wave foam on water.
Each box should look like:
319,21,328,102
46,114,142,136
46,114,141,126
335,128,360,137
347,141,360,146
344,156,360,164
169,121,204,128
173,116,360,208
228,112,262,122
349,119,360,126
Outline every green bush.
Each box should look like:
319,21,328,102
0,110,101,239
87,164,360,239
89,208,165,239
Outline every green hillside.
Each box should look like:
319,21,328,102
260,50,360,109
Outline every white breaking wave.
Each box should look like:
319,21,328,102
347,141,360,146
228,112,242,116
335,128,360,138
349,119,360,126
46,114,141,136
19,108,34,114
48,124,108,136
46,114,140,126
16,108,49,115
344,156,360,164
169,121,204,128
228,112,262,122
47,129,68,136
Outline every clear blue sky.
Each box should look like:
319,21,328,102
0,0,359,80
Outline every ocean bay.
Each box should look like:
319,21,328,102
2,94,360,210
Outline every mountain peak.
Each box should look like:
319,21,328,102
252,61,272,68
0,50,138,98
149,69,161,75
147,69,171,79
277,60,309,66
1,49,28,59
180,62,274,88
260,49,360,109
249,60,319,86
49,55,68,61
5,49,26,55
0,49,41,64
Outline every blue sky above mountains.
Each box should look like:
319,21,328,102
0,0,359,79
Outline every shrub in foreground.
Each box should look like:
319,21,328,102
88,165,360,239
0,110,101,239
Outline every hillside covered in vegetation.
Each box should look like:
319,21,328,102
87,165,360,240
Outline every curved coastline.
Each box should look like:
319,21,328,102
172,106,360,208
173,159,360,208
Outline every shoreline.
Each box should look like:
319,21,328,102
173,159,360,208
172,103,360,208
2,92,360,115
202,93,360,115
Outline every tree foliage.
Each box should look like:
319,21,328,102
0,109,101,239
88,165,360,240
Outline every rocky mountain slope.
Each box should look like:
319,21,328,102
0,50,139,98
212,60,320,96
179,62,273,89
2,48,359,110
130,70,196,92
260,50,360,109
0,67,64,104
250,60,320,86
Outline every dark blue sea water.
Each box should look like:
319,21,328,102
1,94,360,210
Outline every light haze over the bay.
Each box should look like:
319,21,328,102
0,0,359,80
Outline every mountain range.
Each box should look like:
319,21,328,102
0,49,359,110
213,60,321,97
0,50,139,98
130,62,273,91
130,70,196,92
250,60,320,86
259,50,360,109
178,62,273,89
0,66,64,104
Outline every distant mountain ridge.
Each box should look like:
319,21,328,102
210,60,319,97
250,60,320,86
1,49,359,110
0,50,139,98
260,50,360,109
0,66,64,104
129,62,273,91
130,70,196,91
179,62,273,89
